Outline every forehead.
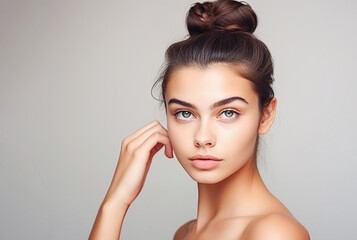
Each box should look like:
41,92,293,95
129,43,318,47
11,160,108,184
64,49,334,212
165,64,258,106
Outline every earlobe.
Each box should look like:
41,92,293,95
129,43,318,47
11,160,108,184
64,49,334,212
258,98,277,135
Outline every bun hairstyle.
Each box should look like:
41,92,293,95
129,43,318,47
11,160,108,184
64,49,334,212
154,0,274,112
187,0,257,35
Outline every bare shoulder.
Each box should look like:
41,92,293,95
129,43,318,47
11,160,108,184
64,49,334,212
173,219,196,240
244,214,310,240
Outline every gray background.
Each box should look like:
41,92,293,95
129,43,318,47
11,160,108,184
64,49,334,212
1,0,356,239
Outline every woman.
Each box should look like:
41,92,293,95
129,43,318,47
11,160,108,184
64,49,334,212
89,0,309,239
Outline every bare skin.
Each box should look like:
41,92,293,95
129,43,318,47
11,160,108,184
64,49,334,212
167,64,309,240
89,64,309,240
89,121,173,239
173,168,308,240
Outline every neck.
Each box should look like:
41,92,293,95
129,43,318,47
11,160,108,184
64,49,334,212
195,160,269,229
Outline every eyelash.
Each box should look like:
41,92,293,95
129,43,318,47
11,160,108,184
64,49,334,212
174,110,194,120
218,109,240,119
173,109,240,120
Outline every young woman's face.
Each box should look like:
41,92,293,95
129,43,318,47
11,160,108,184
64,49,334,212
165,63,263,184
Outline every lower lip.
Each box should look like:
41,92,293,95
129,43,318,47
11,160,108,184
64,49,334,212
191,160,221,170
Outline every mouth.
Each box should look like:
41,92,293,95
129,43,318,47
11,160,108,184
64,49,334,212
189,154,221,161
189,155,222,170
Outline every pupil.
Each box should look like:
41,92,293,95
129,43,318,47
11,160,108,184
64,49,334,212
225,111,233,117
183,111,190,118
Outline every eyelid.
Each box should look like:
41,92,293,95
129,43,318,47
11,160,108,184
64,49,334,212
174,109,195,120
174,109,193,115
218,108,240,115
218,108,240,119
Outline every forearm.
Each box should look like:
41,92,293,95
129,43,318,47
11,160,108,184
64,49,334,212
89,199,129,240
89,121,173,239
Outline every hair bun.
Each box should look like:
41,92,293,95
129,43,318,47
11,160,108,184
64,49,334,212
186,0,257,36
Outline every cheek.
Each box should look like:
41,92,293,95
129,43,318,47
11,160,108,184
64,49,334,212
167,120,188,155
220,118,259,156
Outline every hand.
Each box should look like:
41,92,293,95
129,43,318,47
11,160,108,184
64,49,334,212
104,120,173,207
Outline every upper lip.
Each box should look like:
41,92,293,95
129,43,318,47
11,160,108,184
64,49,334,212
189,154,222,161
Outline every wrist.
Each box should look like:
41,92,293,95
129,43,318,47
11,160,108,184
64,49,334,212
101,196,131,213
89,196,129,240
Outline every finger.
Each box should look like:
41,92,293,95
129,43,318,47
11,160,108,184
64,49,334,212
147,133,173,159
119,133,170,186
150,143,164,158
124,122,169,154
122,120,159,147
164,139,173,158
137,131,172,161
144,128,173,159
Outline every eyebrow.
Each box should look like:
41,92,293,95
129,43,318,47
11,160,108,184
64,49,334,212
212,96,248,108
167,96,248,109
167,98,195,108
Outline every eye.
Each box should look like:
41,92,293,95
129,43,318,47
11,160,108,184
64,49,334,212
174,110,194,120
218,109,239,119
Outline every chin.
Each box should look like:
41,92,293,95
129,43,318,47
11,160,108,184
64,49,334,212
185,170,229,185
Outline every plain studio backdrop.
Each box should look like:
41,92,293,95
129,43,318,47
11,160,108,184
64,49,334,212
1,0,356,239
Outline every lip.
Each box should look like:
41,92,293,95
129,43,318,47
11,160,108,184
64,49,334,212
189,155,222,170
189,154,222,161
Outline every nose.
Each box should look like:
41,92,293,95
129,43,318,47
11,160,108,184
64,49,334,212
194,120,216,148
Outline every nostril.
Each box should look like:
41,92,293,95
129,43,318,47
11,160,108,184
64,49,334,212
194,123,216,147
194,138,215,148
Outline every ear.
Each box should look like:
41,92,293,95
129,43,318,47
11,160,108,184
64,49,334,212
258,97,277,135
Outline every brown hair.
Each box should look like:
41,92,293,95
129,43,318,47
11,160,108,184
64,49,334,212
154,0,274,112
